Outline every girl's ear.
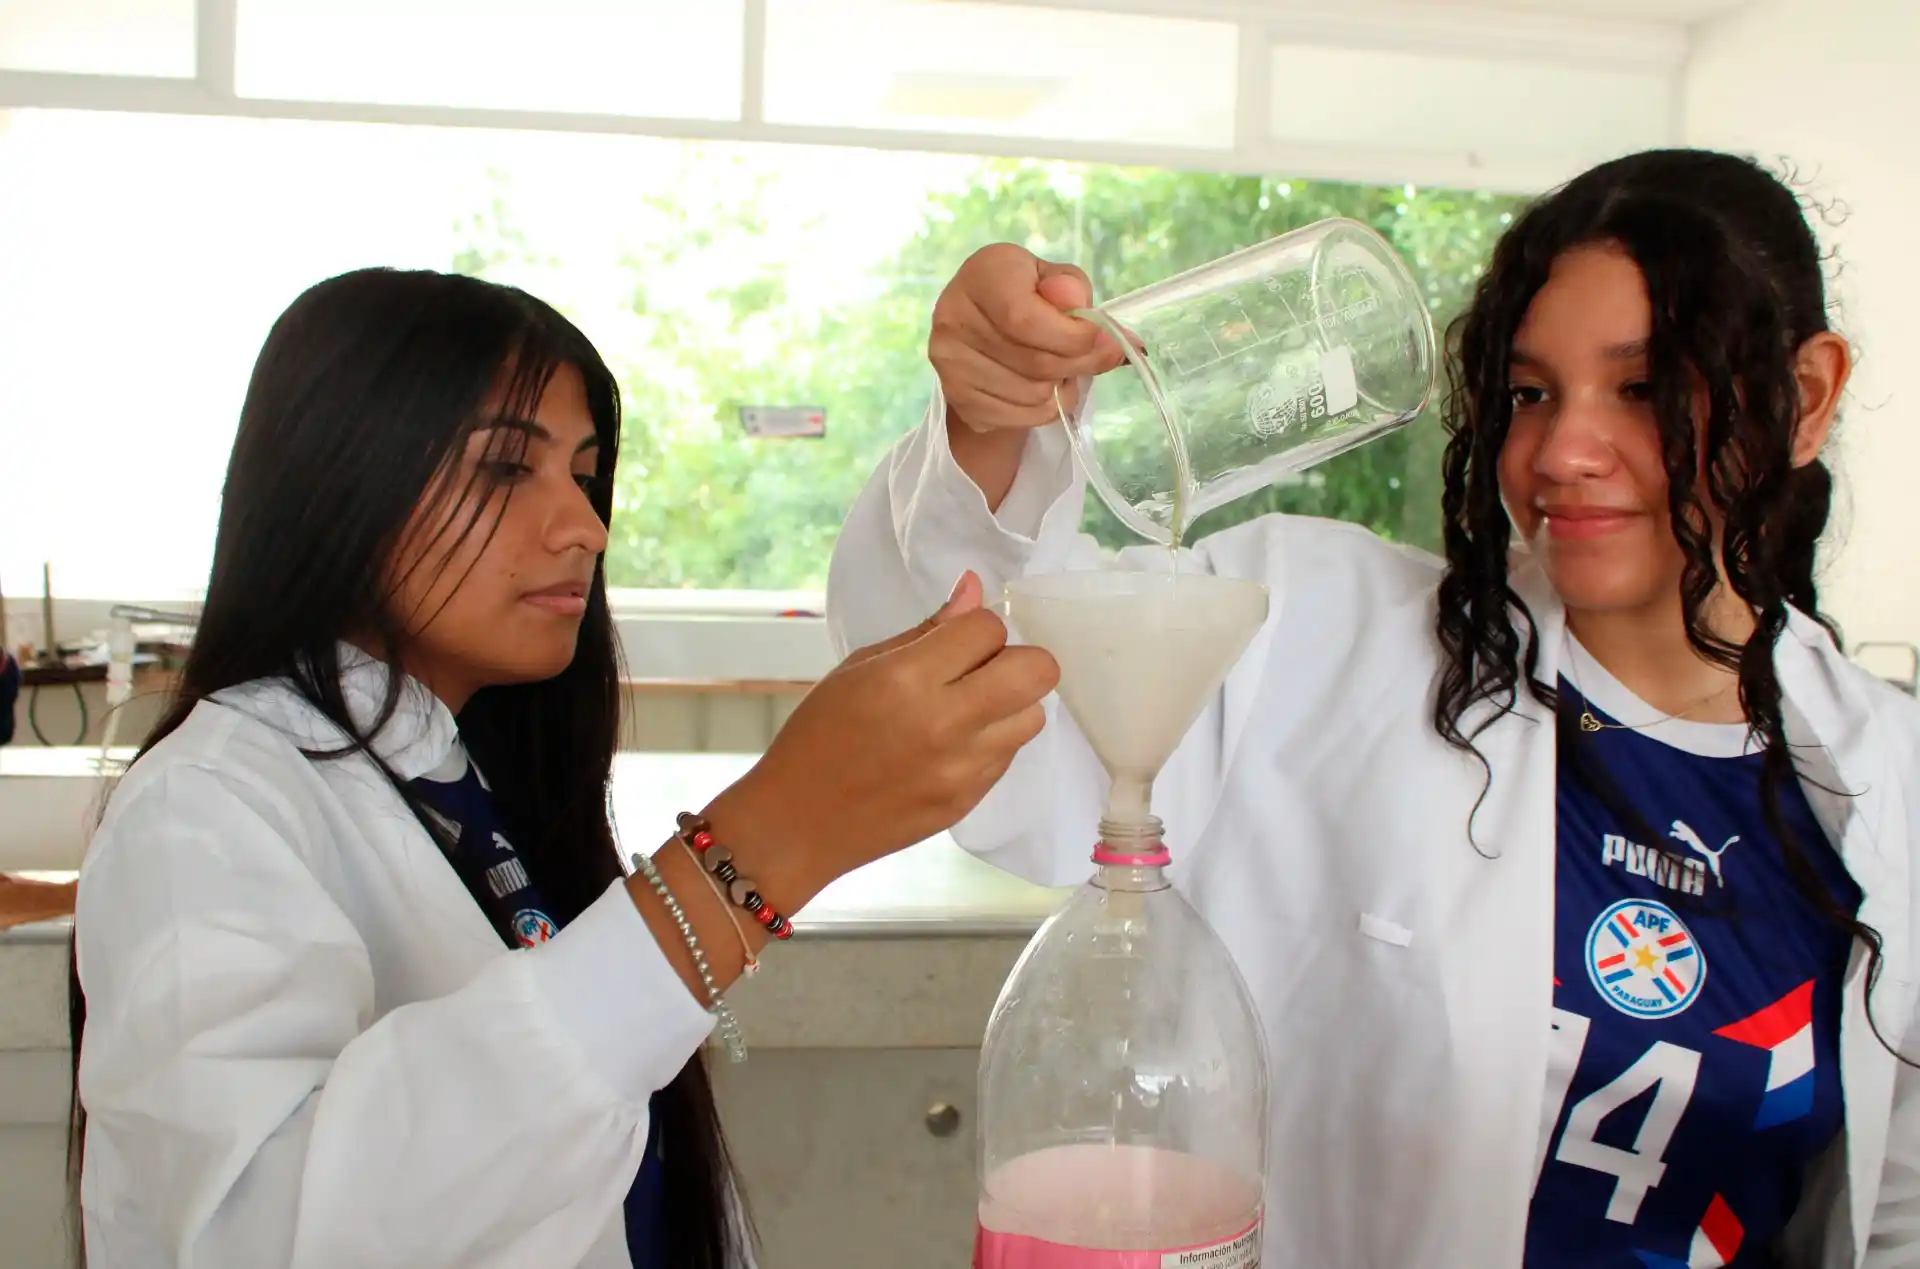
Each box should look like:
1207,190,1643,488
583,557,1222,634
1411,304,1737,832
1790,331,1851,467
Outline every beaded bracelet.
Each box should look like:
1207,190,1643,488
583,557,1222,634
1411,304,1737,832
678,836,760,978
630,851,748,1064
676,812,795,941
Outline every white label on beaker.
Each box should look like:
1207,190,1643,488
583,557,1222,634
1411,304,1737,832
1319,346,1359,418
1246,346,1360,439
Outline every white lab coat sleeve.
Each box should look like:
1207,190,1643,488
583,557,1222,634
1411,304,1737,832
76,759,712,1269
826,386,1105,887
826,381,1100,632
827,384,1324,887
1865,1044,1920,1265
1857,696,1920,1268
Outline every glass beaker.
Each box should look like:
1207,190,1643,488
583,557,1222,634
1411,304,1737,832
1060,218,1437,545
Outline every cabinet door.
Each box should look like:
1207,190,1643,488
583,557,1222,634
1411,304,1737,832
0,1047,77,1269
713,1048,978,1269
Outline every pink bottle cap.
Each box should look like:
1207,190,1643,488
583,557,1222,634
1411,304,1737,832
1090,842,1172,868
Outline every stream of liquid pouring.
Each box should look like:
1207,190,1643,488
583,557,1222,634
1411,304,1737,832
1069,306,1190,558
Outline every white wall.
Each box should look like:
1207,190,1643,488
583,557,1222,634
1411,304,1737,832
1684,0,1920,653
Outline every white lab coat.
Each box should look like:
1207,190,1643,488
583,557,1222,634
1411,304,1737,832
826,393,1920,1268
75,650,715,1268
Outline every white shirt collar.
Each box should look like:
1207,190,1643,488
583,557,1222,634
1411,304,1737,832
1561,632,1759,759
212,642,459,782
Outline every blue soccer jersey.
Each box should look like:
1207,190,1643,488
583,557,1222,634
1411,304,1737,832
1527,643,1860,1268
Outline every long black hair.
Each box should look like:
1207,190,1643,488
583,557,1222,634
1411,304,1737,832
68,267,748,1266
1433,150,1885,1021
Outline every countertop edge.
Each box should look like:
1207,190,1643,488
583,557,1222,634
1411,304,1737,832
3,912,1050,946
0,918,71,946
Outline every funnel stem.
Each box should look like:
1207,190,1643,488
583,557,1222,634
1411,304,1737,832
1105,775,1155,829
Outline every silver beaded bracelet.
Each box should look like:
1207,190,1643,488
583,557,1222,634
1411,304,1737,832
632,851,749,1064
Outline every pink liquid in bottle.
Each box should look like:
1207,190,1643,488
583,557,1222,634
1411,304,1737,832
975,1143,1262,1269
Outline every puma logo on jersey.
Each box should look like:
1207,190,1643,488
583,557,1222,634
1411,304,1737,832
1669,820,1736,888
486,856,530,899
1600,834,1709,897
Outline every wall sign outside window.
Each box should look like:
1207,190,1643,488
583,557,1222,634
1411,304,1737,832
740,406,827,439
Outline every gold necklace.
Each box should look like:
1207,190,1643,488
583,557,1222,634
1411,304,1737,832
1565,637,1736,734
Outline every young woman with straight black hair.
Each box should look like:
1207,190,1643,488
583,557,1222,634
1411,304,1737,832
72,267,1058,1268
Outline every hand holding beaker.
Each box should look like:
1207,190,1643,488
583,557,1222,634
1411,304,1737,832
929,244,1128,434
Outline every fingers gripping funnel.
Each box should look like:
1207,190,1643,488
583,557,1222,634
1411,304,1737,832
1000,571,1269,829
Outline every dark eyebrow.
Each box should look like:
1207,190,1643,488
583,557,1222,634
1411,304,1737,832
476,416,600,454
1509,339,1650,369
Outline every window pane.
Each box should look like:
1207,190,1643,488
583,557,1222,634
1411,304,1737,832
764,0,1237,149
0,110,492,599
0,0,195,77
1268,41,1671,165
235,0,744,119
0,110,1524,600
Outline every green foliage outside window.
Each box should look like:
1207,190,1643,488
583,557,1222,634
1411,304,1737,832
455,154,1529,588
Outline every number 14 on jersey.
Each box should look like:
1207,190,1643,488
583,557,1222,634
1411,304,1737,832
1535,1007,1702,1223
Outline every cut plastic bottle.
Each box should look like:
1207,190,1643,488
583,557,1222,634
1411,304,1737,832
976,569,1272,1269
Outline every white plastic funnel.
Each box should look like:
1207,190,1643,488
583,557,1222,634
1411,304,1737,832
1001,570,1268,827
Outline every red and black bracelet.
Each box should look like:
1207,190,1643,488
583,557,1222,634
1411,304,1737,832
676,812,795,941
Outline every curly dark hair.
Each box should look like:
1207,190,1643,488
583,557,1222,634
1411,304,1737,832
1431,149,1887,1032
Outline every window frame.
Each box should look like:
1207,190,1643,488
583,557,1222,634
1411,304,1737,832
0,0,1684,193
0,0,1685,677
